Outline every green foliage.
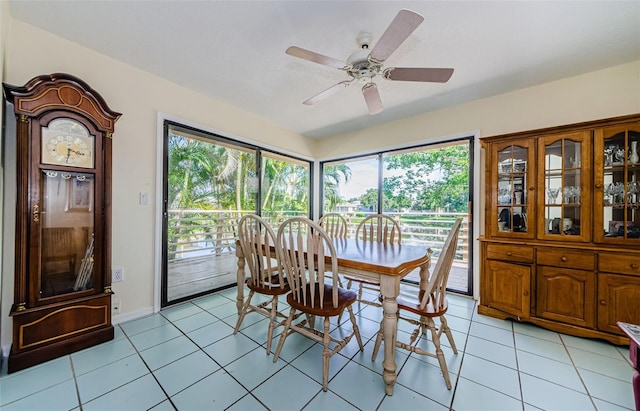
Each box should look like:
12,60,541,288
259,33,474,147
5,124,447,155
384,144,470,212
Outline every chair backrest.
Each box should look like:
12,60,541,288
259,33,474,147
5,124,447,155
420,218,463,310
318,213,348,239
277,217,340,309
355,214,401,244
237,214,286,290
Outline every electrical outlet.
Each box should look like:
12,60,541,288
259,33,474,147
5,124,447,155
112,300,121,315
112,267,124,282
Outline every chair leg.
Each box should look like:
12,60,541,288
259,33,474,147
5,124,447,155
322,317,331,392
273,308,296,363
427,317,452,389
347,306,364,352
440,315,458,354
234,290,254,334
265,295,278,355
371,318,384,361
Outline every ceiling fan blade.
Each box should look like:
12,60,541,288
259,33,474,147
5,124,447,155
369,9,424,64
303,80,352,105
286,46,347,70
384,67,454,83
362,83,383,115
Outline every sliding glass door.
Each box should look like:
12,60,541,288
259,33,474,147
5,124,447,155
321,138,473,294
162,122,311,306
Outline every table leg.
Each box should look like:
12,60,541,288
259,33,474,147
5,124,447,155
236,246,245,315
379,276,400,396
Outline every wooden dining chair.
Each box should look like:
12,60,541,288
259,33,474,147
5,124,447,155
318,212,348,292
345,214,402,307
318,212,349,239
371,218,463,390
272,217,364,391
234,214,290,355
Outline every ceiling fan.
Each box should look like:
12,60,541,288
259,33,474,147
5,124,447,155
286,9,454,115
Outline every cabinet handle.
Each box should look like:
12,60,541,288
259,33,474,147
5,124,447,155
523,291,529,296
32,204,40,223
631,264,639,270
600,300,607,305
561,256,568,262
528,187,535,191
506,252,512,256
594,183,603,189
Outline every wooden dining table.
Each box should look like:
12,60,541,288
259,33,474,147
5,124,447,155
235,237,432,396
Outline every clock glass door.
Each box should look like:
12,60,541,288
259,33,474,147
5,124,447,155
39,170,95,298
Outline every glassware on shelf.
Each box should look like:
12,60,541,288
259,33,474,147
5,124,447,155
614,148,626,164
604,146,614,165
609,182,625,204
498,187,511,204
563,186,580,204
630,141,639,164
628,181,638,204
547,187,560,204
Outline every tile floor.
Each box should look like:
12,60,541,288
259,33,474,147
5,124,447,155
0,286,636,411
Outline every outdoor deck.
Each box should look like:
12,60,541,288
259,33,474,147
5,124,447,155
167,251,469,303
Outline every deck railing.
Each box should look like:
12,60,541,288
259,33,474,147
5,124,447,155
167,209,469,264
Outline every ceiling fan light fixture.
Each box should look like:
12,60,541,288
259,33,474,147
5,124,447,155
285,9,454,114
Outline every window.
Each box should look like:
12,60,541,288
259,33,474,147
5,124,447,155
320,138,473,294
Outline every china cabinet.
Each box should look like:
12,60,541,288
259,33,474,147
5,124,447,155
3,74,121,372
480,114,640,345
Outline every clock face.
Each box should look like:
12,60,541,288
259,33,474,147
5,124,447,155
41,119,94,168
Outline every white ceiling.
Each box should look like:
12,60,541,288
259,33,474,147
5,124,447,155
8,1,640,139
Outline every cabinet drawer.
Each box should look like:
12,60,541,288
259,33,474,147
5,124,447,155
537,248,595,271
599,253,640,276
486,244,534,264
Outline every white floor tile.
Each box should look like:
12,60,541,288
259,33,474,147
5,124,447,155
465,335,517,369
153,350,220,396
0,379,78,411
517,350,586,392
82,374,166,411
514,332,571,363
171,369,248,410
452,377,523,411
459,353,521,399
251,366,321,410
520,373,595,411
578,368,635,409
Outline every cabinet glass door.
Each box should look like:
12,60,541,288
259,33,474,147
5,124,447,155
538,132,590,242
493,140,534,238
595,124,640,243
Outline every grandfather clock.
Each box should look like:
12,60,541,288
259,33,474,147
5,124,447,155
4,73,121,373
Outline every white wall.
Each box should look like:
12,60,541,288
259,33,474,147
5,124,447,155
0,19,317,353
1,13,639,356
316,61,640,159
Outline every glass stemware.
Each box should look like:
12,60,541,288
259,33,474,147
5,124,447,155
610,182,625,204
628,181,638,204
547,187,560,204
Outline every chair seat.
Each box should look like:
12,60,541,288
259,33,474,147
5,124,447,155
246,276,290,296
287,284,357,317
394,294,449,318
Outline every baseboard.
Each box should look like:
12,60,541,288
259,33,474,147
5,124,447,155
112,306,154,325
